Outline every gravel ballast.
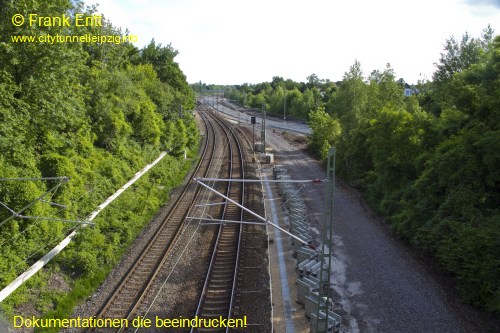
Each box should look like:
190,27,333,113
264,127,498,333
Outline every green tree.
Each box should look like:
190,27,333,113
327,60,369,178
364,106,429,213
138,40,195,110
0,0,199,318
396,34,500,313
308,107,341,160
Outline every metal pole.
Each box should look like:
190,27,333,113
261,110,266,152
194,178,309,244
314,147,336,333
252,123,255,153
284,91,287,121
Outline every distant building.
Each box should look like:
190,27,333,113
404,83,418,97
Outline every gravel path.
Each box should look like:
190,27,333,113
264,130,498,333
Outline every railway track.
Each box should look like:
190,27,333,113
191,110,245,333
88,107,230,332
194,108,272,333
87,101,249,333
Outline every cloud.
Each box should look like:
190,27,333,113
82,0,500,84
463,0,500,8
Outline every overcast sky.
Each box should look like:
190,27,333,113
85,0,500,85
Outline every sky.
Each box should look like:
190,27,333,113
84,0,500,85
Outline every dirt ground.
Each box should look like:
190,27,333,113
261,128,498,333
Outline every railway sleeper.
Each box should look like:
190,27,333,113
135,265,156,273
116,289,140,296
214,256,236,262
213,257,236,263
214,251,236,256
103,310,129,318
200,308,231,316
212,268,233,274
204,298,229,305
206,290,230,297
209,280,233,286
124,281,146,288
212,267,234,273
212,269,235,275
217,245,237,250
202,303,230,311
208,284,232,290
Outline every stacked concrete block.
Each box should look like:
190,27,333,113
310,310,342,333
272,165,341,332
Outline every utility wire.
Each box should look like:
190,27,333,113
0,177,68,227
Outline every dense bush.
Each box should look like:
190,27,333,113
0,0,199,320
308,30,499,313
196,31,499,313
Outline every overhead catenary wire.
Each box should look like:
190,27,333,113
0,150,169,303
11,214,95,225
0,177,69,182
0,177,69,228
0,177,78,256
130,161,220,331
131,208,202,333
196,177,326,183
0,176,69,227
194,178,309,244
0,175,107,250
133,107,242,331
188,110,236,224
0,110,196,303
0,135,184,282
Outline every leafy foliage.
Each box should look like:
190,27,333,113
196,33,499,314
306,30,500,313
0,0,198,319
308,107,341,160
189,31,500,314
220,74,338,120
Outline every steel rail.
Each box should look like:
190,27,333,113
190,108,245,333
88,109,218,333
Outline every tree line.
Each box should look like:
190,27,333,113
217,27,499,314
0,0,198,321
308,29,499,314
222,73,335,119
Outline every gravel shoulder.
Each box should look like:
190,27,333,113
264,129,498,333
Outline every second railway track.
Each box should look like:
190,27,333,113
190,108,245,332
88,105,234,332
87,100,265,333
